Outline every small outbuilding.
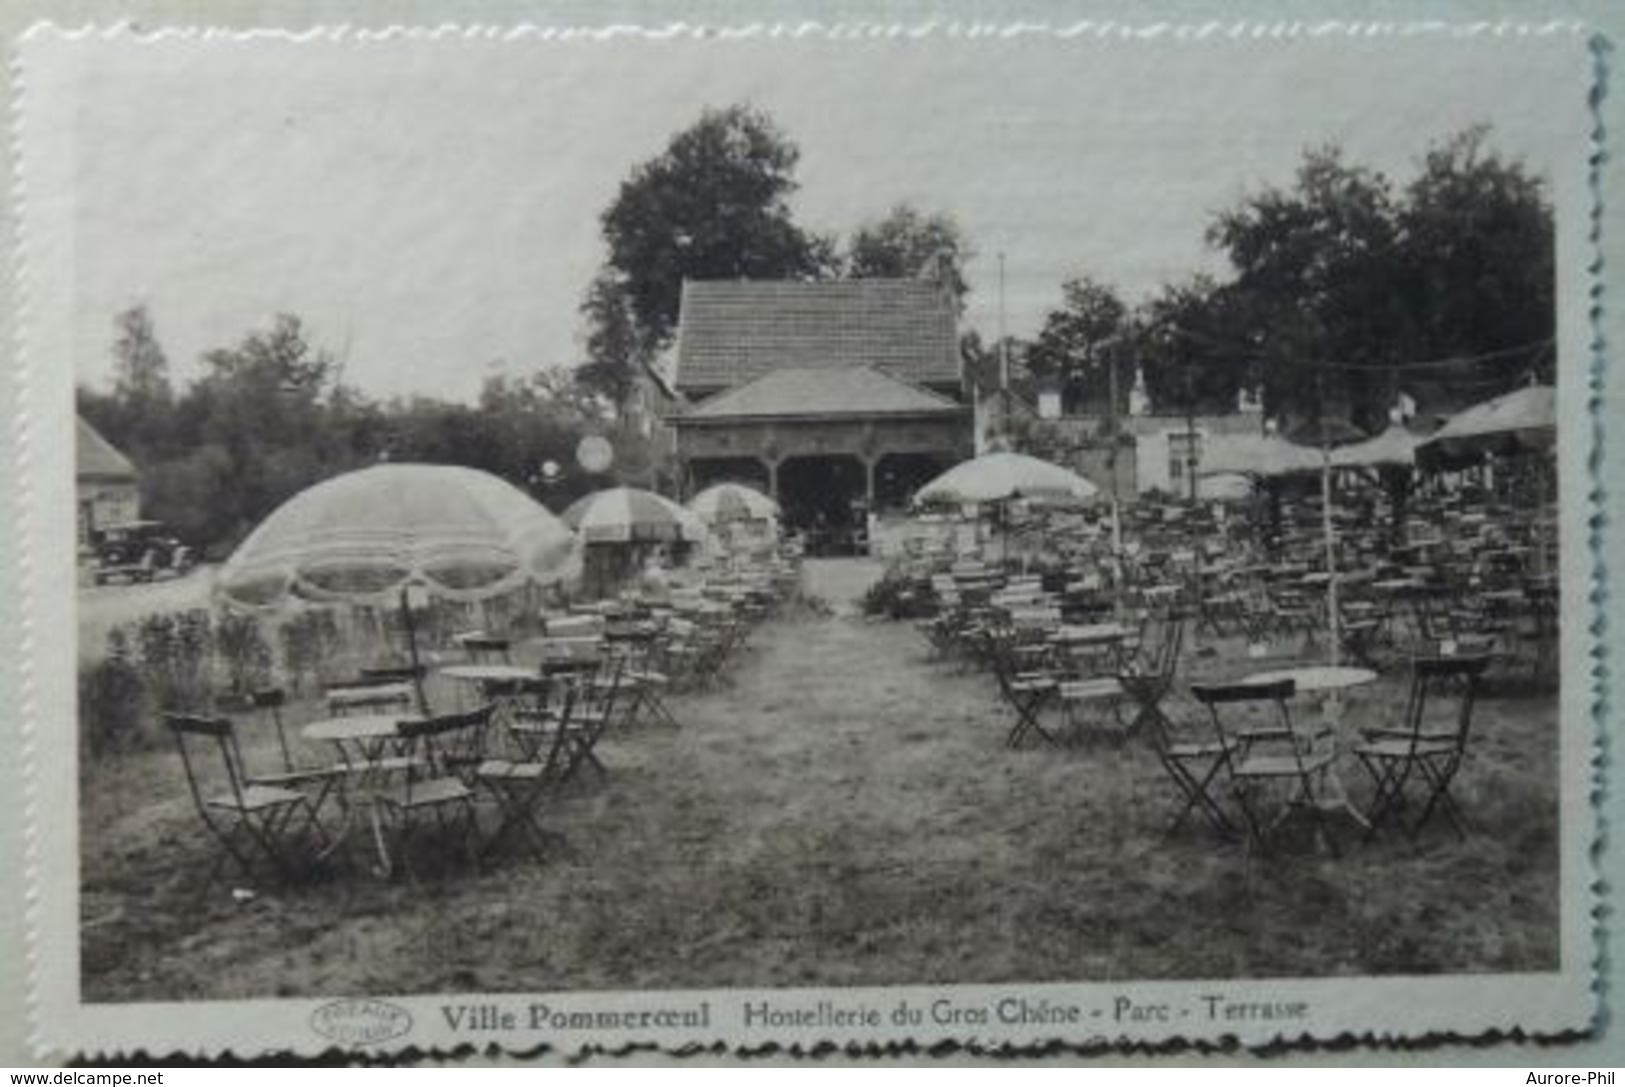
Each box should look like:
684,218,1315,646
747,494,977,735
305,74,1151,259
76,415,140,551
670,277,972,538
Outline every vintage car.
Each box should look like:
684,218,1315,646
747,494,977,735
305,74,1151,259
91,520,195,584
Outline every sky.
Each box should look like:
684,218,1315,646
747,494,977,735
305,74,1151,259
58,28,1588,403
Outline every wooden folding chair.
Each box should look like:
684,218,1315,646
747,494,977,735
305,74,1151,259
1191,679,1337,855
984,629,1060,749
614,628,680,729
244,687,341,824
1131,676,1235,838
166,712,326,895
1355,654,1489,841
564,658,625,779
380,705,492,877
476,688,577,863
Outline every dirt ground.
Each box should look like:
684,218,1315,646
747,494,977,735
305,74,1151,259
79,558,1559,1002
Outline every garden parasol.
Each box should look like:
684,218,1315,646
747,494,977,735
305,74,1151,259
217,463,580,710
1197,432,1324,479
913,452,1099,562
563,486,700,544
1415,384,1555,470
913,451,1099,507
1329,424,1421,470
688,482,780,525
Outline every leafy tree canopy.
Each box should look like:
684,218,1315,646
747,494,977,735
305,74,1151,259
1132,276,1257,416
599,104,835,357
846,204,972,307
1026,277,1132,415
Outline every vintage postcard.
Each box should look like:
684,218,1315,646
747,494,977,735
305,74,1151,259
14,18,1602,1059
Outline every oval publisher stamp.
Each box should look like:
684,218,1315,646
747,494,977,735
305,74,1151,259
310,1000,413,1047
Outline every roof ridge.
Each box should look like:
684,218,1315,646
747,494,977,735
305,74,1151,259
683,365,964,421
673,277,959,392
76,414,138,479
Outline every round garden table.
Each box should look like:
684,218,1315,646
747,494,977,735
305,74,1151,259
302,712,424,876
1239,664,1379,830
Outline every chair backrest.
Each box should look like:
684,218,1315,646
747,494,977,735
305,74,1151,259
980,627,1022,696
166,712,248,814
397,703,495,777
359,664,427,685
1189,679,1297,766
326,680,415,716
247,686,294,773
457,633,512,663
1148,614,1185,679
1190,678,1295,706
1400,654,1491,753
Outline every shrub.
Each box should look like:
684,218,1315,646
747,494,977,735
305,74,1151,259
861,572,933,620
79,634,149,757
215,613,273,697
131,609,214,712
279,608,342,693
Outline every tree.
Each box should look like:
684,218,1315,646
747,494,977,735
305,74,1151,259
960,330,1034,403
1397,125,1555,399
598,105,835,355
153,314,343,547
1203,130,1554,428
1133,276,1257,415
1025,277,1131,415
574,269,649,413
846,205,972,307
1207,145,1407,428
112,305,172,406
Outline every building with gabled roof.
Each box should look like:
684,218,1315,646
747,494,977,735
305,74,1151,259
75,414,141,550
675,278,962,401
669,275,972,539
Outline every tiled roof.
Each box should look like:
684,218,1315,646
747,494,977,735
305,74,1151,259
76,415,138,481
675,278,960,392
680,367,965,422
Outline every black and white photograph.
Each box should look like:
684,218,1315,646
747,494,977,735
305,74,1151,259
15,18,1599,1056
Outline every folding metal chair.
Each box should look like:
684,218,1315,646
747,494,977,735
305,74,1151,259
1355,654,1489,841
166,712,326,895
476,688,577,863
1132,676,1235,838
244,687,341,824
564,657,625,779
614,628,680,729
984,629,1060,749
1191,678,1337,855
380,705,492,876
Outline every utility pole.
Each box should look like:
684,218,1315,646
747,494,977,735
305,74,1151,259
1185,349,1203,648
997,251,1009,393
1103,337,1123,555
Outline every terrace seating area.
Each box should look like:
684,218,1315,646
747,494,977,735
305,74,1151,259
893,481,1556,856
167,550,805,890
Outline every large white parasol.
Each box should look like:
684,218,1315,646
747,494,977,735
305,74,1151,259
913,451,1100,507
688,482,780,525
218,463,580,706
219,463,578,607
563,486,701,544
1416,384,1555,470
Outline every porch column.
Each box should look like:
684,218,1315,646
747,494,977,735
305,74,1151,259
863,455,877,505
767,458,781,500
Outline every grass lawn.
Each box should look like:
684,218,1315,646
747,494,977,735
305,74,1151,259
79,559,1558,1002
